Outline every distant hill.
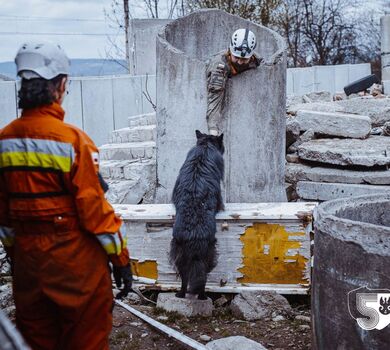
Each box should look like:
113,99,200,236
0,59,129,79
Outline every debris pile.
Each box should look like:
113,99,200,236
286,93,390,202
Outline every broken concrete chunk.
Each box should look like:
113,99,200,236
297,137,390,167
286,163,390,185
303,91,332,103
230,291,292,321
295,110,371,139
206,336,267,350
286,118,301,149
287,129,316,154
156,293,213,317
296,181,390,201
382,121,390,136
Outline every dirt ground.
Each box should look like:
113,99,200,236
109,293,311,350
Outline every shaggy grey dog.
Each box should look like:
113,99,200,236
169,130,224,300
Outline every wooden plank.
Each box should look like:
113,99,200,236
114,202,317,222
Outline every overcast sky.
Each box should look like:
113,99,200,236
0,0,132,62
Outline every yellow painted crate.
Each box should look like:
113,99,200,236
114,202,316,295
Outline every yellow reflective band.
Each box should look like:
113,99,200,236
0,226,15,247
97,233,125,256
0,151,72,172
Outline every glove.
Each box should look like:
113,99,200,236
113,263,133,299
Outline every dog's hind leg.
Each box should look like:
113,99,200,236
175,268,189,298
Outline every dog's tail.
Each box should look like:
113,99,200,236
188,259,207,295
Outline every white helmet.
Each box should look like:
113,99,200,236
230,28,256,59
15,41,70,80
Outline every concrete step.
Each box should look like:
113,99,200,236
100,159,156,180
128,112,156,128
99,141,156,161
110,125,156,144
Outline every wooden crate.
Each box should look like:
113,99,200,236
114,202,316,295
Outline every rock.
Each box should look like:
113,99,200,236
230,291,292,321
296,181,390,201
303,91,332,103
200,335,212,342
295,315,311,323
272,315,285,322
285,163,390,185
371,127,383,135
297,137,390,167
123,292,142,305
287,129,316,154
333,93,346,101
130,321,142,327
157,316,169,321
382,122,390,136
141,332,148,338
156,293,213,317
214,296,228,307
299,325,311,331
369,83,382,97
287,97,390,127
286,95,304,109
286,119,301,149
295,110,371,139
285,154,300,163
206,336,267,350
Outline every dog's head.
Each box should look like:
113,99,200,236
195,130,224,154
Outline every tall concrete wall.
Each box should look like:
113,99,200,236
156,9,287,203
128,19,172,76
381,15,390,94
0,75,155,146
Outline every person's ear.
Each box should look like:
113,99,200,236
60,76,67,94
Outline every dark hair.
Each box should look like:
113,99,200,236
18,74,66,109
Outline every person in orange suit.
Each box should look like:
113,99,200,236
0,41,132,350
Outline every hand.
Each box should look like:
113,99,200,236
112,264,132,299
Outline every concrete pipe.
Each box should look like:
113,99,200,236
313,193,390,349
155,9,287,203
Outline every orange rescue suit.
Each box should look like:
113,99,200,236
0,102,129,350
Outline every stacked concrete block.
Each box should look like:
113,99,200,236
99,113,157,204
286,99,390,202
381,15,390,94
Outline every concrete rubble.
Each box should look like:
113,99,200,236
294,110,371,139
206,336,267,350
285,90,390,201
156,292,214,317
230,291,292,321
99,112,157,204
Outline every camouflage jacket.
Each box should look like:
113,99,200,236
206,50,261,134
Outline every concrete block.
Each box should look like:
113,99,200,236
128,112,156,127
110,125,156,143
296,181,390,201
295,110,371,138
314,65,335,93
0,81,17,128
156,293,213,317
291,67,315,95
63,78,83,129
286,163,390,185
334,64,350,93
99,141,156,161
112,76,143,129
384,80,390,95
156,9,287,203
206,336,267,350
381,16,390,81
81,78,114,147
348,63,371,83
288,97,390,127
230,291,292,321
297,136,390,167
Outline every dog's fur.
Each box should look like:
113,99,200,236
169,130,224,300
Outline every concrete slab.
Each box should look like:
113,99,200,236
297,136,390,167
286,163,390,185
99,141,156,161
156,293,213,317
295,110,371,138
128,112,156,127
206,336,267,350
110,125,156,143
296,181,390,201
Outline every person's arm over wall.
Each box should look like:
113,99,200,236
206,58,229,135
70,132,129,267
